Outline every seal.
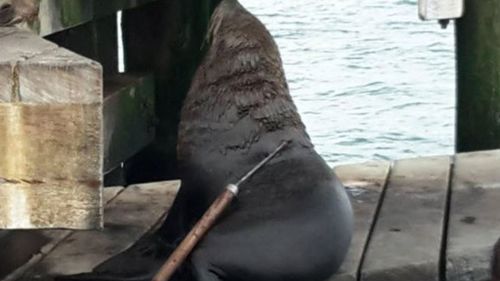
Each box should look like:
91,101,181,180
57,1,353,281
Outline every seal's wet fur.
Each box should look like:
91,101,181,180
57,1,353,280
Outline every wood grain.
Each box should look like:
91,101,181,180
360,156,451,281
0,29,103,229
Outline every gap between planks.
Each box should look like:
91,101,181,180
359,156,452,281
354,161,393,281
330,161,392,281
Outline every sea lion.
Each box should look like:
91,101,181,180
57,0,353,281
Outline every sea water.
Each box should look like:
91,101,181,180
241,0,456,165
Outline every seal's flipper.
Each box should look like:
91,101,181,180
191,254,225,281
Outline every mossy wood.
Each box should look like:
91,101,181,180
361,156,451,281
119,0,216,182
0,0,160,36
456,0,500,152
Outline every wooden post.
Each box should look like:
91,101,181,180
455,0,500,152
0,28,103,229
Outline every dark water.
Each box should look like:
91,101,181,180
241,0,456,165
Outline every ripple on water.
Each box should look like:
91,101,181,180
240,0,455,165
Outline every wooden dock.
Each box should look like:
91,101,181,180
1,150,499,281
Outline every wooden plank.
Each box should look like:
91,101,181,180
21,181,180,279
0,29,103,229
103,74,155,173
446,150,500,281
0,0,160,36
0,28,57,101
1,186,124,281
360,156,451,281
330,162,390,281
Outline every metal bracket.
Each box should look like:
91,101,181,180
419,0,464,22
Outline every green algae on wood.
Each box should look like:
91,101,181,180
456,0,500,152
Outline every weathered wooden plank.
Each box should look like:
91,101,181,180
22,181,180,279
0,28,101,109
446,150,500,281
0,0,160,36
1,186,123,281
360,156,451,281
0,104,102,229
0,29,103,229
330,162,391,281
103,74,155,173
0,28,57,65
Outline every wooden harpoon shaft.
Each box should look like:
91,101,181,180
152,141,288,281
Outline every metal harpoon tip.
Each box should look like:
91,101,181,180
226,184,239,195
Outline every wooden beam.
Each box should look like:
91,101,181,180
446,150,500,281
360,156,451,281
0,28,102,229
330,162,390,281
